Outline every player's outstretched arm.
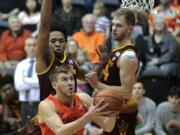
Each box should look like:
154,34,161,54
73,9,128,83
38,97,111,135
36,0,53,73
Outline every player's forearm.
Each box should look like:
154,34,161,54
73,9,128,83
37,0,52,56
96,82,132,98
39,0,51,31
93,117,116,132
36,0,52,61
56,113,92,135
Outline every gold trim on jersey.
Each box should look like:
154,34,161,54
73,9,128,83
37,53,55,75
120,120,128,135
113,44,134,52
121,98,138,113
60,54,66,63
71,57,80,69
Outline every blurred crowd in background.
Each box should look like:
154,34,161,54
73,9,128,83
0,0,180,135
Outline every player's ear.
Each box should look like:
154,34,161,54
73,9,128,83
52,82,57,90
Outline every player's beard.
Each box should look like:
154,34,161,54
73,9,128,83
112,32,127,42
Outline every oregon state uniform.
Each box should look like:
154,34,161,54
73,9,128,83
100,42,139,135
40,94,87,135
37,52,79,100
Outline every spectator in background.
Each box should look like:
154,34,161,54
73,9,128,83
171,0,180,12
85,0,95,12
132,82,156,135
92,1,110,40
131,10,148,70
52,0,81,37
76,49,93,72
65,39,79,58
0,15,31,75
0,9,19,30
152,0,177,19
0,78,21,132
18,0,40,32
76,49,94,95
142,16,178,78
0,94,11,134
155,86,180,135
0,0,20,31
150,0,178,32
72,14,105,64
14,37,39,126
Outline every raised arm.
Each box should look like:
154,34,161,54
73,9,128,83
36,0,53,73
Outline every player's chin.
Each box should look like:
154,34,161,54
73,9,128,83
111,35,119,41
55,50,63,54
66,92,73,97
68,90,74,95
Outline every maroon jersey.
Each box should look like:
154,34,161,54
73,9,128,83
100,43,139,85
99,42,139,135
37,53,79,100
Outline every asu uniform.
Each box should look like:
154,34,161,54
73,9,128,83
100,43,139,135
37,52,79,100
40,94,87,135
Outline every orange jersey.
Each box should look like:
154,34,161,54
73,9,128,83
40,94,88,135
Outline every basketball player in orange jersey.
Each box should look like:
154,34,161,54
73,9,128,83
36,0,79,101
85,8,139,135
38,64,116,135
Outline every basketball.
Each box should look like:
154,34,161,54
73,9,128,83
94,89,125,111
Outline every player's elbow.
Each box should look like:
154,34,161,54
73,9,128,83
56,128,64,135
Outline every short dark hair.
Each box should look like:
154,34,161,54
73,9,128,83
168,86,180,98
49,64,73,83
50,23,68,41
111,8,135,26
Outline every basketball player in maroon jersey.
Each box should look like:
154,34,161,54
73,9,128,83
36,0,78,100
85,8,139,135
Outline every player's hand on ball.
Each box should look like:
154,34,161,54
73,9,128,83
87,99,112,119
